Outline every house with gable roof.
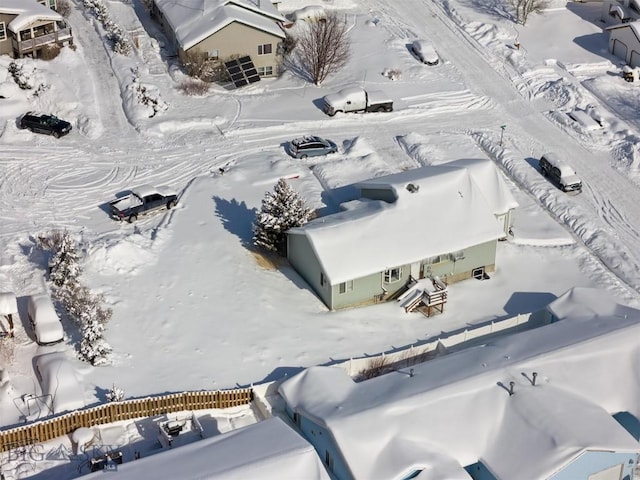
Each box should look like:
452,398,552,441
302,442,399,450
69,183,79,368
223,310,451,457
0,0,72,58
606,21,640,67
278,288,640,480
287,161,516,310
150,0,285,78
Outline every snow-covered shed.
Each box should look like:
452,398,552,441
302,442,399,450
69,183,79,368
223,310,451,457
278,288,640,480
287,165,505,310
606,21,640,67
150,0,285,77
83,416,330,479
0,0,72,58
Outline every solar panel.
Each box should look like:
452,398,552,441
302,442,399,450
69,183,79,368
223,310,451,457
224,56,261,88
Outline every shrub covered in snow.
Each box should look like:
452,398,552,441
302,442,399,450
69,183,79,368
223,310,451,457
106,384,125,402
253,178,313,256
82,0,132,56
37,231,113,366
383,68,402,81
130,67,168,117
178,78,210,96
8,62,34,90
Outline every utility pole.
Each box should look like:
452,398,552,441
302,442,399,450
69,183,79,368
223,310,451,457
500,124,507,146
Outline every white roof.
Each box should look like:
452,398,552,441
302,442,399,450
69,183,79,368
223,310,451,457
0,0,63,33
0,292,18,316
279,288,640,480
289,166,504,284
443,158,518,215
82,416,330,479
154,0,285,51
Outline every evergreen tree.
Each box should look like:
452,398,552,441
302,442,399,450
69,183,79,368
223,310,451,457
49,232,82,289
80,319,112,366
106,383,125,402
253,179,313,256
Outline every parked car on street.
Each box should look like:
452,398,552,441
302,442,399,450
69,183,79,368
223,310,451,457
539,153,582,193
109,184,178,223
35,351,85,414
289,136,338,159
411,40,439,65
19,112,72,138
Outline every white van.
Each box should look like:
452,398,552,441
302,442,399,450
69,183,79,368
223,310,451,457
539,153,582,193
27,294,64,345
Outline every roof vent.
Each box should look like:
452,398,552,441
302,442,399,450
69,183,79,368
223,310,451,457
406,183,419,193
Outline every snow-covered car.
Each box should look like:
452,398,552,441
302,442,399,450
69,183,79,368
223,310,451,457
411,40,439,65
19,111,72,138
27,294,64,346
289,136,337,159
292,5,326,22
539,153,582,193
35,352,85,415
567,109,603,132
109,184,178,223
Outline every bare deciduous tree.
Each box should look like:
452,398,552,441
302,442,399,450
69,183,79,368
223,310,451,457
509,0,549,25
295,12,350,85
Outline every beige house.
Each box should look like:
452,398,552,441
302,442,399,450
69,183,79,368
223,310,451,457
0,0,72,58
151,0,285,78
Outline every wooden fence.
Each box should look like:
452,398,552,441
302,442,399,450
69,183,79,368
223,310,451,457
0,388,253,452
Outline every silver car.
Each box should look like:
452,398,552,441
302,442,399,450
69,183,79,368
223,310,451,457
289,136,338,159
412,40,439,65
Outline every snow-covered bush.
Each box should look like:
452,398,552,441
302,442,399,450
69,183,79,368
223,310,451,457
130,67,168,117
82,0,132,56
106,384,125,402
57,0,72,17
8,62,34,90
36,231,113,366
178,79,210,96
383,68,402,81
253,178,313,256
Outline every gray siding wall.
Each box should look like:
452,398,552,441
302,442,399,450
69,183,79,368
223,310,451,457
331,265,410,310
550,451,636,480
423,240,497,282
287,234,331,307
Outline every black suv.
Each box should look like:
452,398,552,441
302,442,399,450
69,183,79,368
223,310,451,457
19,112,72,138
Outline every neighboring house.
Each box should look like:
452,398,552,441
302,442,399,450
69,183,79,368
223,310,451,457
287,164,508,310
0,0,72,58
82,416,331,480
150,0,285,78
602,0,640,23
606,21,640,67
279,288,640,480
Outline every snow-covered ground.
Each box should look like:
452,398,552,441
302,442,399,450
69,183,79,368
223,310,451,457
1,0,640,476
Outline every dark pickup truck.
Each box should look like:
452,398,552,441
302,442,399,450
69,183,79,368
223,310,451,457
109,184,178,223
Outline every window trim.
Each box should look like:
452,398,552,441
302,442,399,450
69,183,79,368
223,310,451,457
0,22,6,42
384,267,402,283
257,65,274,77
339,280,353,294
257,43,272,55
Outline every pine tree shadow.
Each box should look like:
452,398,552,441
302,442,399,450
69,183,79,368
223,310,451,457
212,196,256,248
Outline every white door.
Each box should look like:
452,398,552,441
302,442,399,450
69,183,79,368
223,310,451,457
631,49,640,68
411,262,421,280
613,39,628,63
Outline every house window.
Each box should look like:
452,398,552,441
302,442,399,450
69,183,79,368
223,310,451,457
0,23,6,42
257,43,272,55
325,450,334,472
384,267,402,283
292,412,300,426
320,272,325,287
257,65,273,77
49,0,56,8
20,29,33,41
339,280,353,294
207,49,219,60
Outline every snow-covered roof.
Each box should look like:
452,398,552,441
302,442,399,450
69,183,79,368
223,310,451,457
154,0,285,51
443,158,518,215
288,166,504,285
83,416,330,479
0,0,63,33
279,288,640,480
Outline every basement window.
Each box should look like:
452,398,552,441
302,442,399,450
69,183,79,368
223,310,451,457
339,280,353,294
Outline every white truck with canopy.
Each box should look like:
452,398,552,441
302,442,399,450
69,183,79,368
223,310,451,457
322,87,393,116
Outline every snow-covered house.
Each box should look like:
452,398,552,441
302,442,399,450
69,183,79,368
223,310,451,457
606,21,640,67
150,0,285,78
82,416,331,480
287,164,508,310
602,0,640,24
0,0,72,58
278,288,640,480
